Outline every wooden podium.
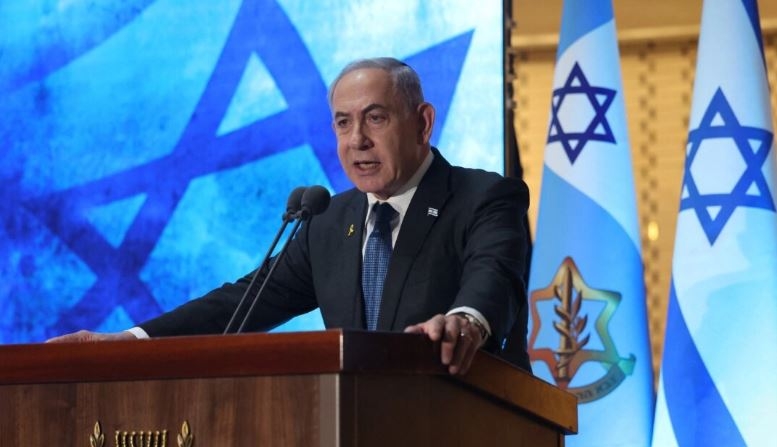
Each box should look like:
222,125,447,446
0,330,577,446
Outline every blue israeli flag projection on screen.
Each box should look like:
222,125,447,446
0,0,506,343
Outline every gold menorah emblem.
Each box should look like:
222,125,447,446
90,421,193,447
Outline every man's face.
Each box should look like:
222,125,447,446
331,68,434,200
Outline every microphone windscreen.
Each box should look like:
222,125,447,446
299,185,331,218
282,186,307,221
286,186,307,213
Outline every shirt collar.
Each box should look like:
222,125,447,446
365,150,434,223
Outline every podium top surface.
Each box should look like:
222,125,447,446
0,329,577,434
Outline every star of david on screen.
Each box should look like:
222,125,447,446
0,0,507,343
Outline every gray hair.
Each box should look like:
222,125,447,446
327,57,425,114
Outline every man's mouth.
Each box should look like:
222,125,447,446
354,160,380,171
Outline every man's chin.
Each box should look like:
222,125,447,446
354,182,392,200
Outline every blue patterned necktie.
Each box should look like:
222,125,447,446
362,202,397,330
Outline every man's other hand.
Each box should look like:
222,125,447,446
404,313,484,375
46,330,137,343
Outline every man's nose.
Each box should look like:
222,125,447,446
348,122,371,150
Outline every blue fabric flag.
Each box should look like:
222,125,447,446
651,1,777,446
526,1,655,445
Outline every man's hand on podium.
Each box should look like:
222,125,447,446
46,330,137,343
404,313,484,376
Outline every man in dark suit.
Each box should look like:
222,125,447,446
49,57,530,375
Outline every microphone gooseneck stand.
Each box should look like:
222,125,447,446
229,185,331,334
222,186,307,335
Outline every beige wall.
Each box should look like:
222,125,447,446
512,0,777,383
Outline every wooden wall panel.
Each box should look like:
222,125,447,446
620,39,696,379
514,48,556,237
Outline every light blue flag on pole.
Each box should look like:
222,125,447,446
651,1,777,446
526,1,654,445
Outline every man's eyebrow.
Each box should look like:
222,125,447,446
363,103,387,114
334,103,388,117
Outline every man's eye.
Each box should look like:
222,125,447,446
336,119,349,128
368,114,386,123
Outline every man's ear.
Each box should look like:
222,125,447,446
417,102,436,144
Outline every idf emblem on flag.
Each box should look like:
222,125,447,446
651,1,777,446
527,0,654,445
529,257,635,403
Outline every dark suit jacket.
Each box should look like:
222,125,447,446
140,151,531,370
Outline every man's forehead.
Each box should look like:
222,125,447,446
332,68,393,98
331,73,398,117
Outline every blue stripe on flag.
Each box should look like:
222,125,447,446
663,282,746,447
556,0,613,59
531,167,642,276
740,0,766,63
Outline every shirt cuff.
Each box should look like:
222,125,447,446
126,326,150,339
446,306,492,337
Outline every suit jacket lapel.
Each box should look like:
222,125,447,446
341,192,368,329
376,152,452,330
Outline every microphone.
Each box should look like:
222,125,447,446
222,186,307,334
234,185,331,333
283,186,307,222
296,185,331,220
